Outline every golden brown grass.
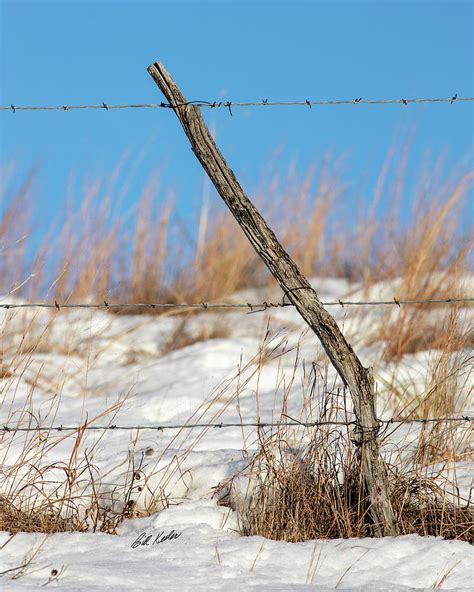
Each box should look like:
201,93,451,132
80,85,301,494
0,146,472,540
0,495,80,534
0,320,472,540
359,168,472,362
375,304,472,463
236,408,473,543
0,307,146,535
2,146,471,310
0,401,151,535
239,447,473,543
161,314,230,354
213,357,473,543
0,328,288,534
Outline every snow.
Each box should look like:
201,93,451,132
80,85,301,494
1,506,473,590
1,277,472,590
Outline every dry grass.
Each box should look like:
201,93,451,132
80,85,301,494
212,359,473,543
0,327,288,535
161,314,230,354
0,146,472,541
376,304,472,463
237,414,473,543
411,310,472,422
362,169,473,362
0,320,472,541
0,411,139,535
240,452,473,543
0,496,79,534
0,308,146,535
0,407,154,535
2,146,471,310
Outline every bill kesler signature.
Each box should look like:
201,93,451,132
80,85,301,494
131,530,182,548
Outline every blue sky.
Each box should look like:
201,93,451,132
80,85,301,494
1,0,473,228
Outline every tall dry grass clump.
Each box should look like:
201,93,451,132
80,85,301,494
0,377,148,535
215,361,473,544
236,398,473,542
374,302,472,466
369,171,473,362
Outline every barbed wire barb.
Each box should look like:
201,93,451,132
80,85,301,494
2,95,473,113
0,296,472,311
1,416,471,433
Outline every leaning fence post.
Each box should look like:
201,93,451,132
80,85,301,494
147,60,398,537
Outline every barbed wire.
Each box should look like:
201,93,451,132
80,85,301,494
1,416,472,433
1,95,472,114
0,296,471,312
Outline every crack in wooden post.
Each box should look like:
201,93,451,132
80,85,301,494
147,60,398,537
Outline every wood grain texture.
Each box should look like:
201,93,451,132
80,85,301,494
147,60,398,536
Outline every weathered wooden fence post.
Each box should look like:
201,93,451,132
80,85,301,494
147,60,398,536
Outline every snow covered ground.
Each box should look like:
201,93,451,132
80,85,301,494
1,277,472,590
1,509,473,590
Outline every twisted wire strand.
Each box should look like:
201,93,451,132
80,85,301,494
2,95,471,113
0,296,472,312
1,416,472,433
